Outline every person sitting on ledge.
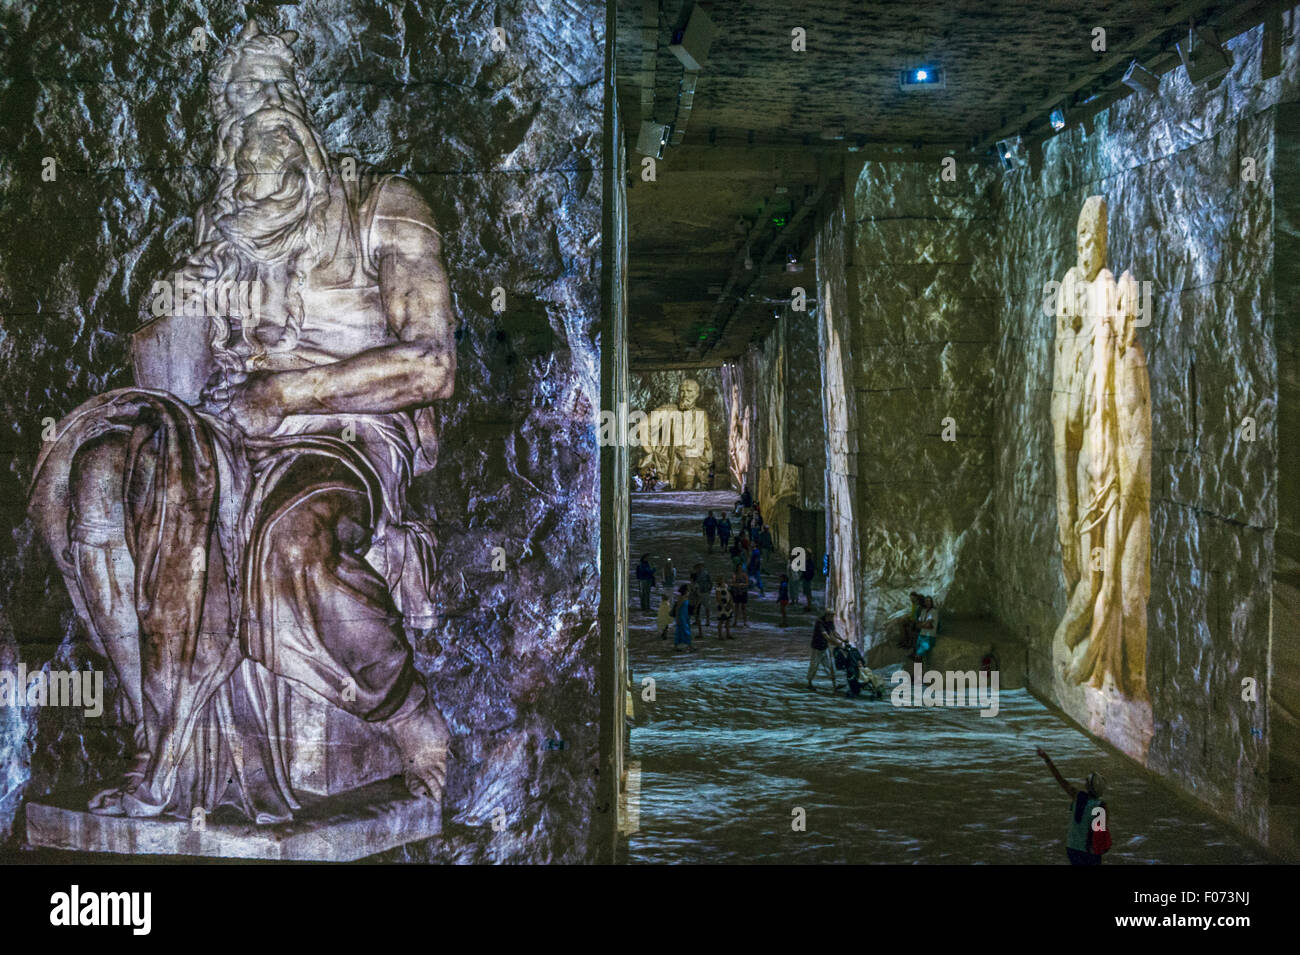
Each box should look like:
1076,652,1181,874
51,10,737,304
899,591,923,650
911,596,937,664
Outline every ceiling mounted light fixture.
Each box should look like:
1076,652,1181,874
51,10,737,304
1121,59,1161,95
1177,24,1234,89
996,136,1026,171
899,66,944,91
1049,107,1067,131
635,120,671,158
669,3,717,71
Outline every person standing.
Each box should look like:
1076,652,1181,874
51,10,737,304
686,573,704,639
777,574,790,626
703,511,718,552
1037,748,1111,865
693,563,712,629
673,583,694,652
747,543,765,595
714,583,734,640
717,514,732,551
807,610,842,692
636,554,656,613
656,590,673,640
729,565,750,628
800,562,815,611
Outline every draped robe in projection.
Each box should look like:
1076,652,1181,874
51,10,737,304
27,22,454,824
642,378,713,490
1051,196,1151,701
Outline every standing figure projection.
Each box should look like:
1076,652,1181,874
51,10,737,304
28,22,454,824
640,378,713,490
1051,196,1151,700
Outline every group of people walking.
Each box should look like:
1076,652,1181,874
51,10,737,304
635,488,820,652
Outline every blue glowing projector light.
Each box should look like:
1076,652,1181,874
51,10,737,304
899,67,944,91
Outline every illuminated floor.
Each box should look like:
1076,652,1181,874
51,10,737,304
624,491,1267,864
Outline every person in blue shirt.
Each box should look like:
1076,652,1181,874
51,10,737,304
672,584,694,652
747,544,765,595
777,574,790,626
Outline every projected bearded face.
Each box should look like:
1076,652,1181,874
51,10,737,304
215,52,328,265
677,379,700,411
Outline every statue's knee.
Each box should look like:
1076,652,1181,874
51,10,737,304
266,497,339,568
69,434,128,544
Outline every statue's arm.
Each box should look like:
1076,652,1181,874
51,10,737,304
242,180,456,421
1053,269,1081,581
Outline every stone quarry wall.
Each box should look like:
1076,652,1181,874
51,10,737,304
629,367,727,486
1274,103,1300,851
0,0,607,862
850,160,1000,638
750,303,826,560
815,197,863,646
720,349,761,494
989,21,1299,841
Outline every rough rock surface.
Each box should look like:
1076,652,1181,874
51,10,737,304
805,17,1297,848
0,1,606,862
843,159,1000,638
814,198,862,647
989,21,1295,841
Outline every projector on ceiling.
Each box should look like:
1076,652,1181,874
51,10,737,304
1177,27,1234,89
670,4,717,72
899,66,945,91
635,120,671,159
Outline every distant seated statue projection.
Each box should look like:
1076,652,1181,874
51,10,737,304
639,377,713,490
1052,196,1151,703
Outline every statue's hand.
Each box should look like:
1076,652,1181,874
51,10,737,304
226,373,284,437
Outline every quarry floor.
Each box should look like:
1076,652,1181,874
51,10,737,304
622,490,1267,865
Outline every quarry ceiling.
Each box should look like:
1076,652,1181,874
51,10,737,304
617,0,1271,368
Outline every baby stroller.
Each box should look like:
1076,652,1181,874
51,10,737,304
834,644,880,699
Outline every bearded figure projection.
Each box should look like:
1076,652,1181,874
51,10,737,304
640,378,713,490
1051,196,1151,701
28,22,454,824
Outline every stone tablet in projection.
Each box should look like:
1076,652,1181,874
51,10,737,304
1051,196,1151,701
26,21,455,837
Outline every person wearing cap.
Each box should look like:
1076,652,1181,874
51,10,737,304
807,609,844,692
1037,747,1110,864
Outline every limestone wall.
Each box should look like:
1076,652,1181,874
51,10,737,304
849,160,1000,638
0,1,607,862
1273,103,1300,851
803,14,1299,849
815,198,862,645
990,21,1300,841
